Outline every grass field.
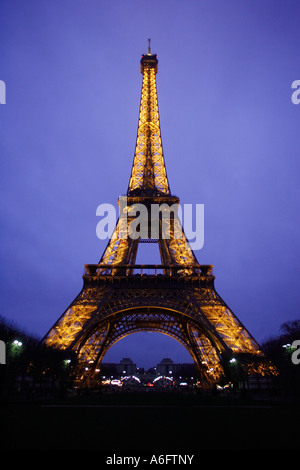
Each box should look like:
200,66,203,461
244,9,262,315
1,391,299,451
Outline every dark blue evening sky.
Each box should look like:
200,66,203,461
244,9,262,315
1,0,299,368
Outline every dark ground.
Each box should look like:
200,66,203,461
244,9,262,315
1,391,299,453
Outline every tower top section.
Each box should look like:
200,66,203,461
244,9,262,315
128,42,170,196
140,38,158,74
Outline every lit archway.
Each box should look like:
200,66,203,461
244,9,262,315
74,306,225,385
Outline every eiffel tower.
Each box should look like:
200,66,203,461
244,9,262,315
44,42,269,387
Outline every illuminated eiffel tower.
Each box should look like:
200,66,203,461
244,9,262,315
44,42,271,386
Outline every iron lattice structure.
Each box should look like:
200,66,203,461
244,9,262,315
44,45,272,386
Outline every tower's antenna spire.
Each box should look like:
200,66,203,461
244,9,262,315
147,38,151,54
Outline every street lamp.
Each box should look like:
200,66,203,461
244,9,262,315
8,339,23,359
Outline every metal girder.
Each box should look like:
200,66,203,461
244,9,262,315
128,62,170,195
98,197,199,275
73,307,225,385
43,271,268,386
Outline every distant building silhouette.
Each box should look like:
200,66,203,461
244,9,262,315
100,357,196,379
117,358,136,375
156,358,197,378
156,358,174,376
